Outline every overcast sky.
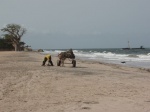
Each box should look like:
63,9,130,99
0,0,150,49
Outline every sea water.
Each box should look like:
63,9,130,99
42,48,150,68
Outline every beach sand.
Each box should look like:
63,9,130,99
0,51,150,112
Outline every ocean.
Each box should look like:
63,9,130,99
42,48,150,68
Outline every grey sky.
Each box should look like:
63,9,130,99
0,0,150,49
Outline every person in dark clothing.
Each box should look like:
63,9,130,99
66,48,75,59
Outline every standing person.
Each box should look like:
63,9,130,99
42,54,54,66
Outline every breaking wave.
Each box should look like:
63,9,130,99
42,49,150,62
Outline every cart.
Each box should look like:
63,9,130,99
57,50,76,67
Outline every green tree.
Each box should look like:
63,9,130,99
0,37,14,50
1,24,26,51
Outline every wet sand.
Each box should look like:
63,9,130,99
0,51,150,112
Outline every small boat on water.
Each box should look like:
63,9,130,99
122,46,145,50
122,41,145,50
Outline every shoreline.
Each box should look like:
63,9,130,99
47,52,150,71
0,51,150,112
41,48,150,69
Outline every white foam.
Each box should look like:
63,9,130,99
147,53,150,56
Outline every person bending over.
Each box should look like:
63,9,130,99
42,54,54,66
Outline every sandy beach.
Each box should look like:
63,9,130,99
0,51,150,112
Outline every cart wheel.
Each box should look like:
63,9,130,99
57,60,61,66
72,60,76,67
